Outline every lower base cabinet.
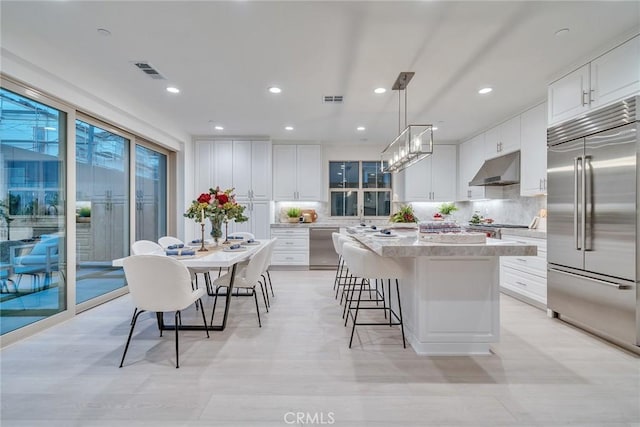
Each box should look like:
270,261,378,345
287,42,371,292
500,235,547,308
270,227,309,267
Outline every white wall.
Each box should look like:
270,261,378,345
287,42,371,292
1,50,189,151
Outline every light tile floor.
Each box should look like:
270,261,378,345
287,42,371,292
1,270,639,426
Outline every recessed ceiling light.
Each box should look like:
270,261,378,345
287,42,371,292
268,86,282,94
478,87,493,95
432,126,438,131
215,126,224,131
285,126,294,131
97,28,111,37
166,86,180,94
555,28,570,37
374,88,386,94
357,126,366,131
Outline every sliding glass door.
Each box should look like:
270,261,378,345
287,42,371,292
75,119,129,304
0,87,67,334
135,144,167,242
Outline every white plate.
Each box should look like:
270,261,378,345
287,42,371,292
187,239,213,247
223,246,247,252
242,241,261,246
363,228,379,232
373,233,398,238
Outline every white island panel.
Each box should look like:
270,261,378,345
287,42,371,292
349,229,535,355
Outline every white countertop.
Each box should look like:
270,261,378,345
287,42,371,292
348,229,537,257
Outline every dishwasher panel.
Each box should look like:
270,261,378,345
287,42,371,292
309,227,339,270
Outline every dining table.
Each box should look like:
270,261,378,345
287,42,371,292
112,238,273,332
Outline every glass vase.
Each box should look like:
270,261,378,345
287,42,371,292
210,217,223,244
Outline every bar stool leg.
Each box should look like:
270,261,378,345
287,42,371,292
395,279,406,348
349,278,366,348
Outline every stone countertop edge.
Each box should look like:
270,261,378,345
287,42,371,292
271,222,378,228
500,228,547,239
351,235,537,258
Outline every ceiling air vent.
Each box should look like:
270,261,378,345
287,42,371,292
323,95,344,103
132,61,166,80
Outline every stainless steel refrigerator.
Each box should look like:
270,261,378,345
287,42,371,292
547,96,639,350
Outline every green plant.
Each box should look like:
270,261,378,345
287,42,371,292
438,202,458,215
78,207,91,217
286,207,302,218
390,204,418,223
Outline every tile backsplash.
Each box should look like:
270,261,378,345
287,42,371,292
274,185,546,226
408,185,546,225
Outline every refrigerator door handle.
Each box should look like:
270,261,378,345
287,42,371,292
583,155,592,252
581,155,588,253
574,156,581,250
548,268,632,290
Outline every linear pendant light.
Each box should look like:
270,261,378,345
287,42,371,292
381,72,433,173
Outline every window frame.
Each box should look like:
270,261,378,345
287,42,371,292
328,160,392,219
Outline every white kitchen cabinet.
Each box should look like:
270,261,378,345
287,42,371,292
548,35,639,126
457,134,486,200
520,102,548,196
230,200,270,239
404,145,457,202
232,140,272,200
273,144,322,201
484,115,521,159
270,227,309,266
194,140,271,238
590,35,640,110
500,234,547,308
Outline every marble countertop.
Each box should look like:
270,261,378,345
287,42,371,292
500,228,547,239
348,229,537,257
271,221,386,228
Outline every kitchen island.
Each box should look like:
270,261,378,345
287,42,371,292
348,229,537,355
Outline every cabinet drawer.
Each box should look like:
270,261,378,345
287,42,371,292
273,238,308,251
501,266,547,302
271,228,309,238
501,255,547,278
271,252,309,265
501,234,547,253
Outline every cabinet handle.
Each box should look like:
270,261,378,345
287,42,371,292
582,91,589,106
285,242,294,245
544,178,547,190
539,178,542,191
515,281,528,287
516,258,527,262
589,89,595,103
285,257,294,260
515,240,527,244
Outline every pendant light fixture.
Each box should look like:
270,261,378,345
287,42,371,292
381,72,433,173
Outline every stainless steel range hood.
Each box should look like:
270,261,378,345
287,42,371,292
469,151,520,186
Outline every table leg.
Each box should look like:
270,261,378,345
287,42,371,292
155,263,238,332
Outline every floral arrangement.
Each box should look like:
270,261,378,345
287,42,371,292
184,187,248,238
389,204,418,223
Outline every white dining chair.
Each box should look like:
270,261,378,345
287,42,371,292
120,255,209,368
158,236,184,248
131,240,165,256
210,243,271,327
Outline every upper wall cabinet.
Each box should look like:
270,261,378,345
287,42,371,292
231,140,272,200
194,140,272,201
520,102,548,196
484,115,521,159
458,134,486,201
273,144,323,201
548,35,639,126
404,145,457,202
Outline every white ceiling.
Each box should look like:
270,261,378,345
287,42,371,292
1,1,639,146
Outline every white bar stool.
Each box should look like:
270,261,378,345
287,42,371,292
341,243,408,348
